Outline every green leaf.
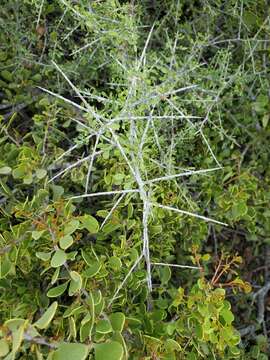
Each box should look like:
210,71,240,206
36,169,47,179
12,166,25,179
12,323,25,353
1,70,12,82
59,235,73,250
164,339,181,352
36,251,51,262
159,266,171,285
32,230,45,240
231,202,248,219
47,281,69,297
81,249,93,266
68,271,82,296
0,339,9,357
51,267,60,285
5,319,25,332
0,256,12,279
53,343,89,360
64,219,80,235
220,308,234,325
109,313,125,332
96,319,112,334
23,172,33,184
80,214,99,234
50,184,64,201
95,341,123,360
108,256,122,270
34,301,58,329
83,261,101,278
0,166,12,175
51,250,67,268
262,114,269,128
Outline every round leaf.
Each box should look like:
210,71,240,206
51,250,67,268
109,312,125,332
64,219,80,235
83,261,101,278
59,235,73,250
32,230,45,240
47,282,69,298
68,271,82,296
220,308,234,325
36,251,51,262
96,319,112,334
0,339,9,357
95,341,123,360
80,214,99,234
53,343,89,360
0,166,12,175
34,301,58,329
36,169,47,179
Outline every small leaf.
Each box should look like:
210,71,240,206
109,312,125,332
12,324,25,353
68,271,82,296
47,281,68,297
32,230,45,240
80,214,99,234
81,249,92,266
68,317,77,340
262,114,269,128
1,70,12,81
96,319,112,334
231,202,248,219
53,343,89,360
36,251,51,262
83,261,101,278
109,256,122,270
34,301,58,329
50,184,64,201
36,169,47,179
51,250,67,268
23,172,33,184
159,266,171,285
59,235,73,250
220,307,234,325
201,254,211,261
0,166,11,175
12,166,25,179
164,339,181,352
64,219,80,235
95,341,123,360
0,338,9,356
51,267,60,285
0,256,12,278
5,319,25,332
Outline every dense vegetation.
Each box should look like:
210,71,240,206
0,1,269,359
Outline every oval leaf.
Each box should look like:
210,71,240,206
59,235,73,250
68,271,82,296
51,250,67,268
53,343,89,360
47,282,69,298
95,341,123,360
0,166,12,175
109,312,125,332
96,319,112,334
80,214,99,234
36,251,52,262
0,338,9,357
34,301,58,329
64,219,80,235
